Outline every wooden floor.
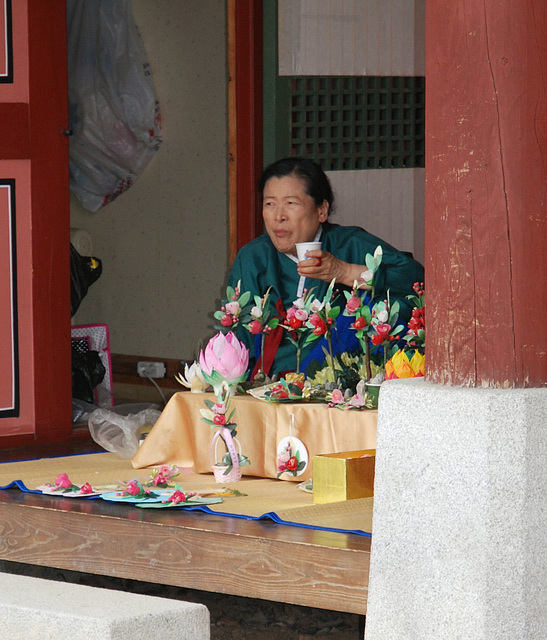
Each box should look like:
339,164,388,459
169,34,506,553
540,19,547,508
0,441,371,615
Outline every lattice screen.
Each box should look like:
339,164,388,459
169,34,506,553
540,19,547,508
289,76,425,171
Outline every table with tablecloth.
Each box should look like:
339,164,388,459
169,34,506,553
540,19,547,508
132,391,378,480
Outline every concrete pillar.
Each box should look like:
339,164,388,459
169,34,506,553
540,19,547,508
365,379,547,639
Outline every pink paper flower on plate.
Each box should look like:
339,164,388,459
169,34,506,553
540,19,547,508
55,473,73,490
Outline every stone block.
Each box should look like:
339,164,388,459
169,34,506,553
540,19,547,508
0,572,210,640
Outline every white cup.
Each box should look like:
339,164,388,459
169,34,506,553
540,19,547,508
295,241,322,262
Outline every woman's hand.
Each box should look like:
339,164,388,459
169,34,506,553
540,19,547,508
296,250,371,289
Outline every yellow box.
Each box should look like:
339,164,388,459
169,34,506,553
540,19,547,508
312,449,376,504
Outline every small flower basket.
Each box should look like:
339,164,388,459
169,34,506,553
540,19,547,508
211,430,245,482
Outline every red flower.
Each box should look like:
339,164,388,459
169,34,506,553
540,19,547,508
248,319,263,334
213,414,226,425
220,314,233,327
353,316,367,330
288,316,303,329
371,334,384,346
309,313,327,335
285,456,298,471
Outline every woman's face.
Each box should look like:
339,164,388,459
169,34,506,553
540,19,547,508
262,175,328,256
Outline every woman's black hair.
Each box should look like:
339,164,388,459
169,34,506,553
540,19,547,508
258,157,335,214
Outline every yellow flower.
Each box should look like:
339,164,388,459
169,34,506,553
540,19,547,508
385,349,424,379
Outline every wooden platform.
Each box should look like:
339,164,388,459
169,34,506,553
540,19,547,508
0,442,371,615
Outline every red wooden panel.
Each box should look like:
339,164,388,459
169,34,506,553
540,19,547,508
0,180,17,415
425,0,547,387
0,0,71,442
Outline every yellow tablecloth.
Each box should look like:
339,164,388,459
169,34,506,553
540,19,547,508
132,391,377,480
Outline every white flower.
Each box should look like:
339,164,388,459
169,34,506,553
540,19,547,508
175,361,208,392
311,299,324,312
292,297,306,309
251,305,263,318
361,269,374,283
377,309,389,323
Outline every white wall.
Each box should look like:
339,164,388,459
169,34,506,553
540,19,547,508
71,1,228,361
278,0,425,263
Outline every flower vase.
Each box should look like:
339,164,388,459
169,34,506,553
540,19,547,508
365,382,381,408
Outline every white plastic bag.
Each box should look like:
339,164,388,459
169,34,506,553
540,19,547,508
67,0,162,212
88,404,161,459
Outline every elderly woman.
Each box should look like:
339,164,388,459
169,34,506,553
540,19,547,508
228,157,424,376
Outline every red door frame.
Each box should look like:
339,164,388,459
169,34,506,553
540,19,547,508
228,0,263,264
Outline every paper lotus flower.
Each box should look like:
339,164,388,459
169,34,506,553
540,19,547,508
385,349,425,380
199,331,249,393
175,361,209,393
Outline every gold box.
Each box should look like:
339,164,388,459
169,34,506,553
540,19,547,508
313,449,376,504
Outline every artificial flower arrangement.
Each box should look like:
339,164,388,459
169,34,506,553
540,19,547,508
198,331,251,480
384,281,425,379
200,379,251,480
243,287,280,376
195,249,424,412
277,439,306,478
213,280,252,332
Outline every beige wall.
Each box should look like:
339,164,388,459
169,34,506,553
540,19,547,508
71,1,228,361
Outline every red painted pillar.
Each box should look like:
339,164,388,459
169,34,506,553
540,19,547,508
425,1,547,387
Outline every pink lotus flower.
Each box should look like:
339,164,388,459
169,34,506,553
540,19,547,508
199,332,249,382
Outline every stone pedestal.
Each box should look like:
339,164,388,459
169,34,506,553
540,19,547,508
365,379,547,640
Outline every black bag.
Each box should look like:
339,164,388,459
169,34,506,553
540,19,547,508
70,243,102,316
71,345,106,404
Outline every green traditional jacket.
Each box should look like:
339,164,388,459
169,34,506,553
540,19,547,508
228,222,424,375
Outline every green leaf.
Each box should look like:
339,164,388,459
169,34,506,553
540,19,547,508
238,290,251,307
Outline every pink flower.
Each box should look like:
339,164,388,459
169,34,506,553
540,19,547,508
55,474,72,489
330,389,345,404
79,482,93,494
167,490,188,505
294,309,308,322
224,301,240,316
125,480,142,496
153,472,169,485
345,295,361,313
348,394,366,408
374,322,392,339
212,402,226,415
199,331,249,381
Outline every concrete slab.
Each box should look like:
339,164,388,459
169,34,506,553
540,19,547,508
0,572,210,640
365,378,547,640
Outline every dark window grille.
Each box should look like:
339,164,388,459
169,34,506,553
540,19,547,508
289,76,425,170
